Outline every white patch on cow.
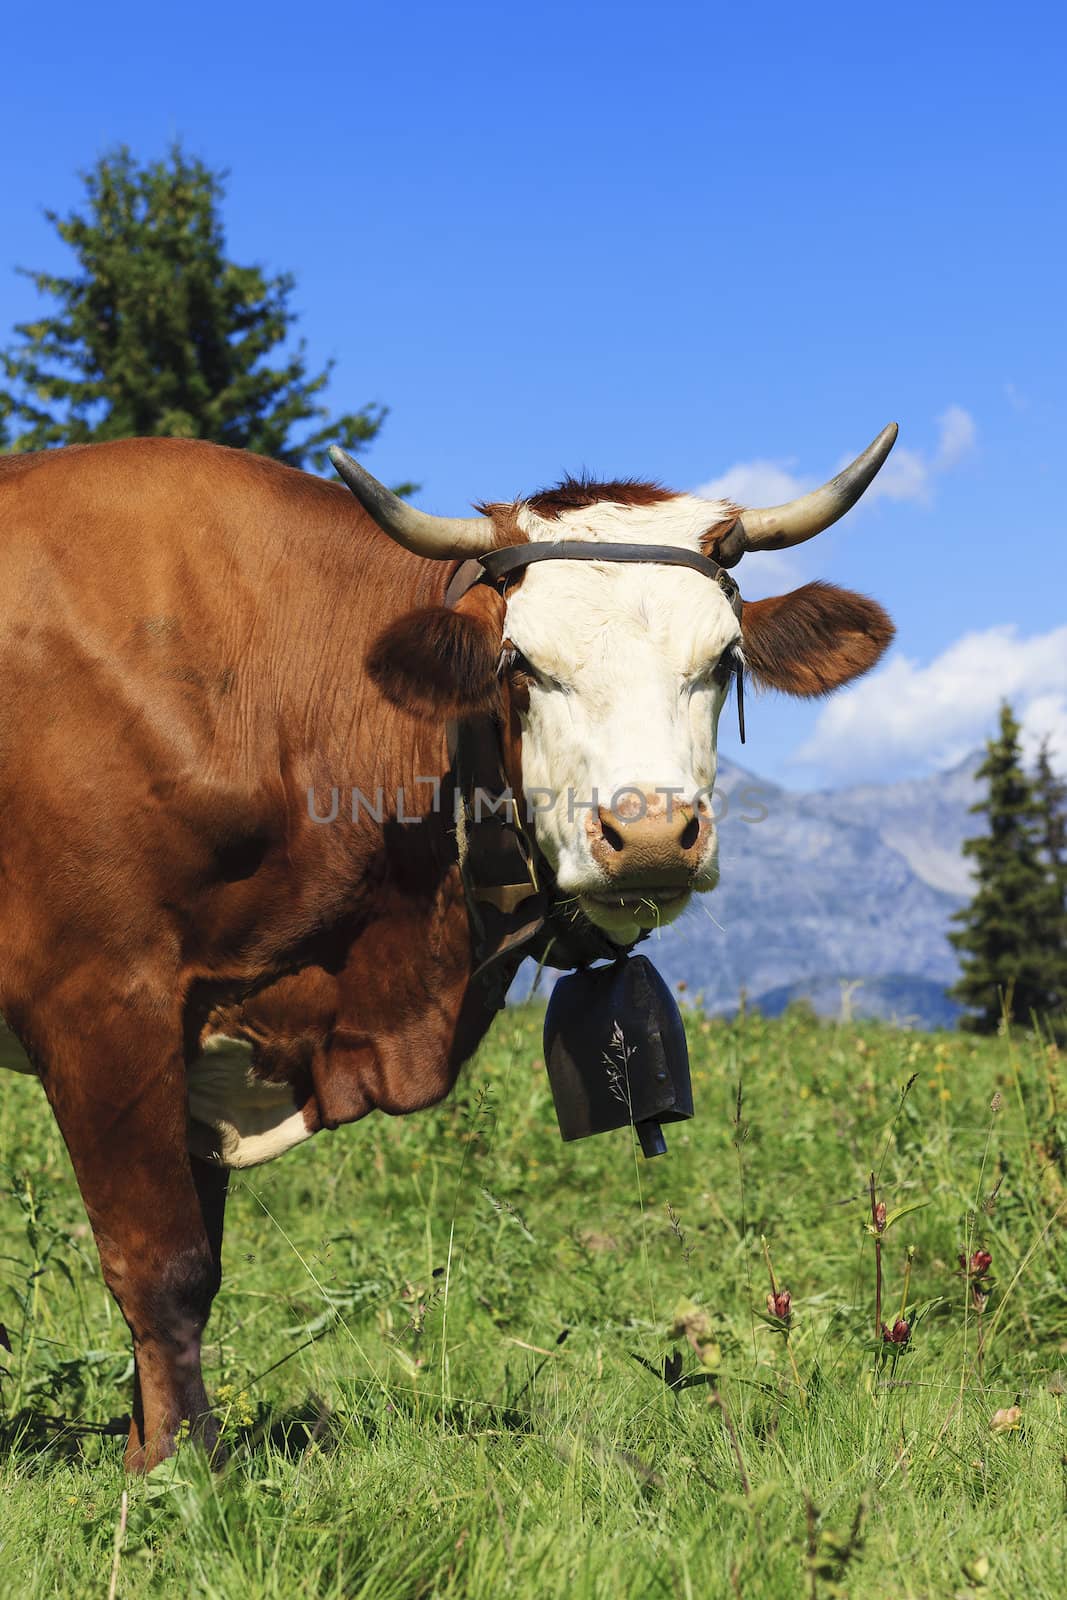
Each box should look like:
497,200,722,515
506,494,740,945
187,1035,314,1169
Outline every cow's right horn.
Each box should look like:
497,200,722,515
329,447,496,559
714,423,898,567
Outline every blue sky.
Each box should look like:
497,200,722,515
2,1,1064,789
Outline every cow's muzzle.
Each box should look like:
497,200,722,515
587,793,711,889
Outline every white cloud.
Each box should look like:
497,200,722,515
935,404,977,469
697,407,978,521
861,444,935,506
695,458,809,508
692,407,978,600
855,406,977,507
1018,694,1067,771
726,548,807,599
794,623,1067,781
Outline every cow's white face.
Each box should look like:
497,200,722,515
502,496,741,945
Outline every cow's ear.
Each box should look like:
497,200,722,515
741,582,894,698
367,590,503,719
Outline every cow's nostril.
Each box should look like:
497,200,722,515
600,817,626,852
679,813,700,851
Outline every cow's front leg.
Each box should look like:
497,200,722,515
126,1154,230,1469
29,994,223,1471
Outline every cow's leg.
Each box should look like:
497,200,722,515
32,995,222,1471
191,1154,230,1278
126,1155,230,1467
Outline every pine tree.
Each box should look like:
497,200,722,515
1,145,384,470
1033,737,1067,891
1032,736,1067,1022
950,704,1066,1034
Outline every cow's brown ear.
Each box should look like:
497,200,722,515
741,582,894,698
367,603,501,719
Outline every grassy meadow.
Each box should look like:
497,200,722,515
0,1003,1064,1598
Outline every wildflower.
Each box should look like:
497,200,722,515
766,1289,792,1322
881,1318,911,1344
959,1249,993,1277
873,1201,887,1233
989,1405,1021,1434
670,1297,722,1372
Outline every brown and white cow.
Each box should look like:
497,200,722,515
0,426,895,1467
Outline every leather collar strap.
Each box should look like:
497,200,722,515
477,540,744,619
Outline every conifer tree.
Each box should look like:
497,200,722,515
1,145,384,470
1033,737,1067,892
950,704,1065,1033
1032,736,1067,1023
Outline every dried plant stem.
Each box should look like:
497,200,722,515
869,1172,883,1351
711,1389,751,1498
957,1096,1000,1431
106,1490,128,1600
898,1247,914,1323
984,1193,1067,1353
805,1496,819,1600
785,1337,805,1404
689,1428,761,1575
734,1073,758,1363
761,1232,780,1301
976,1298,986,1381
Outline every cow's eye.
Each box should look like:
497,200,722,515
712,643,744,688
501,645,541,682
503,646,566,693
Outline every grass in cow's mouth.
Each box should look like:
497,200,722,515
0,1009,1064,1598
585,888,687,909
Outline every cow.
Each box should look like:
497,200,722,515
0,424,896,1467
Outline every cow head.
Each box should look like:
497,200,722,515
332,428,896,946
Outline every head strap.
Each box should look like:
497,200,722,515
477,539,743,620
479,544,739,604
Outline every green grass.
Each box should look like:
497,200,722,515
0,1004,1064,1598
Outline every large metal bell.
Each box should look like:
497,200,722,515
542,955,693,1158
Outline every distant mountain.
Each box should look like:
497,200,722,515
522,752,982,1030
725,974,963,1030
811,752,981,899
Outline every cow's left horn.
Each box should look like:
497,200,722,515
714,423,898,567
329,447,496,558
